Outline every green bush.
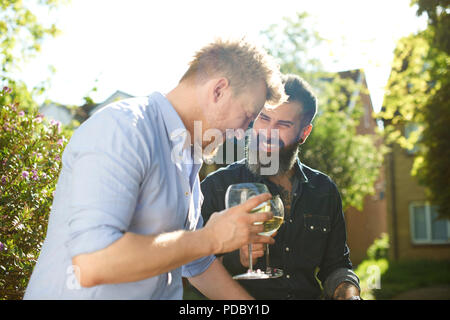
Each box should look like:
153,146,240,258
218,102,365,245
366,232,389,260
0,86,70,299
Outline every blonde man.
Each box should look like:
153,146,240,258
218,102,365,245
24,39,285,299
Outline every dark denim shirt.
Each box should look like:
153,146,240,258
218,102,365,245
200,159,360,300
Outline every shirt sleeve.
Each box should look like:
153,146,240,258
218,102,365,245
323,267,360,299
64,108,149,258
317,180,360,298
181,212,216,278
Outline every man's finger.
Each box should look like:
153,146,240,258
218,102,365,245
252,250,265,258
250,211,273,224
250,243,265,251
250,235,276,245
241,193,272,212
249,224,265,234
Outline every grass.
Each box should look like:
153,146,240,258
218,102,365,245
355,258,450,300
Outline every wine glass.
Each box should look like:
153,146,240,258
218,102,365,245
261,195,284,278
225,183,283,280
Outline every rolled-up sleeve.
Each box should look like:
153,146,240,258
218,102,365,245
318,181,359,298
64,109,148,258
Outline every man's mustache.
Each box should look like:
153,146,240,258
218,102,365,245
256,133,285,149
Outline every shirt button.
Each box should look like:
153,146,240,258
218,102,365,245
285,247,290,252
310,225,314,230
286,274,291,279
289,219,293,223
185,191,189,196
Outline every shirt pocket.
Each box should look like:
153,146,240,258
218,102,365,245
299,214,331,266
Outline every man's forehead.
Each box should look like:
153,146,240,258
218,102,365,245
260,101,303,118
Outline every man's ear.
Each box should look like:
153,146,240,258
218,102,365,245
212,77,229,103
299,124,313,144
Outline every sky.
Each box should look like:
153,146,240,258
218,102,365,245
16,0,428,113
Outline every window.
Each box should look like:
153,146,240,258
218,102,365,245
404,123,420,154
410,202,450,244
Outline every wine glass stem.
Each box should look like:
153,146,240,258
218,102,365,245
265,243,271,273
248,244,253,272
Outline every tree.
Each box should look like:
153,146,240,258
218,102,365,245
260,12,383,211
0,0,62,109
380,1,450,218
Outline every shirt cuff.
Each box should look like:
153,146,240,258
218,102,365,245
182,254,216,278
323,267,360,299
65,225,124,258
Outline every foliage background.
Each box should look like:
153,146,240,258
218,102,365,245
380,0,450,218
0,87,71,299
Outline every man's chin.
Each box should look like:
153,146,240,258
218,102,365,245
246,142,300,177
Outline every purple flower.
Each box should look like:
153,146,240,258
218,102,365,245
22,171,29,179
50,119,61,127
18,111,25,117
57,138,64,146
3,122,11,132
0,242,4,252
1,176,6,184
2,86,12,94
54,155,61,161
50,119,62,133
31,170,39,181
34,114,44,123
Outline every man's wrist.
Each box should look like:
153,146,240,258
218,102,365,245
333,281,360,300
197,227,219,256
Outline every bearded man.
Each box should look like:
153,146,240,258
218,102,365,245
200,74,361,300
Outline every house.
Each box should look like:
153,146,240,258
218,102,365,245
39,102,73,126
39,90,134,125
383,126,450,261
87,90,133,117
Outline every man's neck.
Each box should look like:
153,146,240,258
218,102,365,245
268,168,295,191
165,84,200,145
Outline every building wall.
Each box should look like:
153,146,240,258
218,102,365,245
345,172,387,265
385,144,450,261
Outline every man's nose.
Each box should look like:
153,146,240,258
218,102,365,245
264,123,276,141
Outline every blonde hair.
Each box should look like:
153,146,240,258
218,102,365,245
180,38,286,106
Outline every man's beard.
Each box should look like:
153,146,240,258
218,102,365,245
245,133,300,177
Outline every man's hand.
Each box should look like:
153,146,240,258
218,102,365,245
204,193,275,255
239,231,277,268
333,281,361,300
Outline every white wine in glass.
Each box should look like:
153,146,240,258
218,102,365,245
225,183,284,280
262,195,284,278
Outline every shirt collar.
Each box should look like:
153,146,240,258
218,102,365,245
151,91,190,149
295,158,309,184
151,92,204,167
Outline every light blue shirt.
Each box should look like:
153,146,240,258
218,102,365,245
24,92,215,299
